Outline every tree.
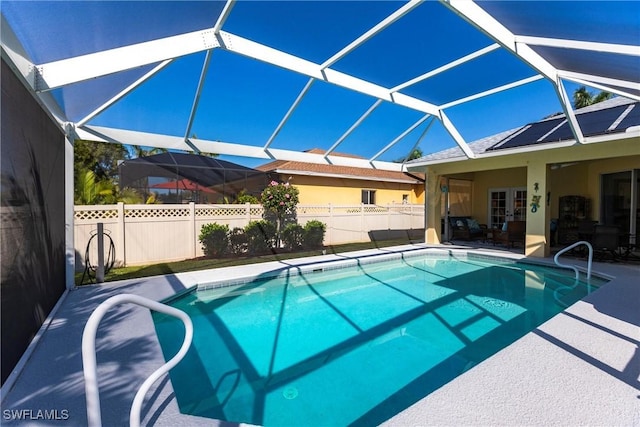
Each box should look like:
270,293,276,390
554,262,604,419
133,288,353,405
75,169,116,205
393,147,423,163
74,139,128,183
261,180,300,247
573,86,613,109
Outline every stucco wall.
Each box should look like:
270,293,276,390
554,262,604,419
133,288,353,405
460,167,527,224
284,174,423,205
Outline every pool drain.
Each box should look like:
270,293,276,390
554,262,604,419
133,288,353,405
283,387,298,399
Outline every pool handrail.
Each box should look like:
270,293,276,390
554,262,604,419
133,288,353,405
554,240,592,280
82,294,193,427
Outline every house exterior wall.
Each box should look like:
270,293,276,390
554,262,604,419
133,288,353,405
277,174,424,205
585,156,640,223
414,136,640,257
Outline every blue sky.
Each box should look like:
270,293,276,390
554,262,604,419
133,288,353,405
4,1,637,167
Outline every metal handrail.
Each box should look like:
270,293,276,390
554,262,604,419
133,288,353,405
82,294,193,427
554,240,592,280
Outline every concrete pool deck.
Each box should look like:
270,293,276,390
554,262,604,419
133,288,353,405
1,244,638,426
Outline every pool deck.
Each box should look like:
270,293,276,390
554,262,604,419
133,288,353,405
1,244,638,426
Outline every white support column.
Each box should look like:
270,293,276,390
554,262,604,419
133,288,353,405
64,126,75,290
189,202,196,259
116,202,126,267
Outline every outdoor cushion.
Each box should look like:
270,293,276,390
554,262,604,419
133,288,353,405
467,219,480,230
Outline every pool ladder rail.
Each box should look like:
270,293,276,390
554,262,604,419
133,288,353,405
554,240,593,280
82,294,193,427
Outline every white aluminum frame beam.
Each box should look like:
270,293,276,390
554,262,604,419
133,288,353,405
1,14,36,89
76,125,405,171
439,75,544,110
515,36,640,57
183,50,214,152
402,116,435,166
391,43,500,93
321,0,423,69
264,78,315,150
217,31,440,116
558,74,640,102
325,99,383,158
557,70,640,98
442,0,584,143
213,0,236,34
370,114,432,161
35,29,220,91
439,110,476,158
77,60,172,127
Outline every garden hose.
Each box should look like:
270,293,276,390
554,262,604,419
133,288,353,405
80,229,116,285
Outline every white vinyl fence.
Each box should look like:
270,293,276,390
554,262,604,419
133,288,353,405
74,202,424,268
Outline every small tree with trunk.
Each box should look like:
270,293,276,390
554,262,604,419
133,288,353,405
260,180,299,247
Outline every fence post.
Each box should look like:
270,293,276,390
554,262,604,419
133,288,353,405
190,202,196,259
245,202,251,226
117,202,126,267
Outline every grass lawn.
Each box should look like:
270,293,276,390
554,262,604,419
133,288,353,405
75,238,424,285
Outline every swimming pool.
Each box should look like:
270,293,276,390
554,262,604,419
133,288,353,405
152,251,602,426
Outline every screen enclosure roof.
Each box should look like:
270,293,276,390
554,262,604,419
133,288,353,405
2,1,639,172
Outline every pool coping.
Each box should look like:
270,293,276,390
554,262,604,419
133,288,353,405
1,243,638,426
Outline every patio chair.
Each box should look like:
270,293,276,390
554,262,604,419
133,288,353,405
448,216,487,241
493,220,526,248
591,225,620,261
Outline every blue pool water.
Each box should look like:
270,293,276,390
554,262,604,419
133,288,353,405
152,252,602,426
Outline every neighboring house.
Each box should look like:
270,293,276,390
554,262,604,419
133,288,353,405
406,97,640,258
256,148,425,205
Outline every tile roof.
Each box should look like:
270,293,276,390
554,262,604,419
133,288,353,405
256,149,423,183
408,97,639,165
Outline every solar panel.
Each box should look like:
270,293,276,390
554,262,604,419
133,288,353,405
489,102,639,150
615,104,640,131
541,104,634,142
487,116,565,150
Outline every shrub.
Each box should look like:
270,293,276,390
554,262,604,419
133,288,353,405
229,227,248,255
281,223,304,251
199,223,229,257
245,220,277,255
235,189,260,204
304,220,326,249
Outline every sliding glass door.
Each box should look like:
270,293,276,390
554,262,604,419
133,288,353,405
601,170,639,244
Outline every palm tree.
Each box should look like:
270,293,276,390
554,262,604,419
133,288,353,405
75,169,116,205
573,86,613,109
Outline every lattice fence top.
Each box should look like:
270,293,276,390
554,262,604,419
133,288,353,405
75,209,119,220
196,206,264,217
125,208,190,218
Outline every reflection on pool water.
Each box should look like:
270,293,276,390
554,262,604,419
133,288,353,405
152,252,603,426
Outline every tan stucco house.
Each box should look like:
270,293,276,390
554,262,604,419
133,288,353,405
256,148,425,205
406,97,640,259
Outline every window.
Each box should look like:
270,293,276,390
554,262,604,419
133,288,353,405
402,194,409,204
361,190,376,205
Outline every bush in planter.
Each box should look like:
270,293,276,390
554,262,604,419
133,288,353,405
245,220,277,255
199,223,229,257
282,223,304,251
304,220,326,249
229,227,248,255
